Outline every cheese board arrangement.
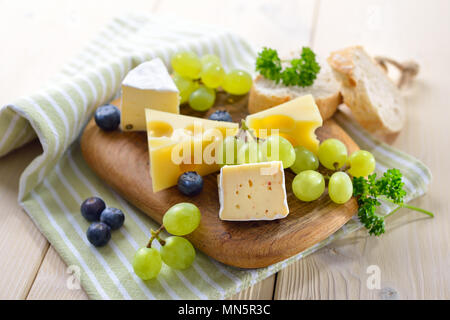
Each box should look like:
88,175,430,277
80,44,433,279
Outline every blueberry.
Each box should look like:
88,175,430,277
208,110,233,122
100,208,125,230
94,104,121,131
87,222,111,247
81,197,106,222
177,171,204,196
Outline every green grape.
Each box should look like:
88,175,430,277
328,172,353,204
222,69,253,95
189,86,216,111
347,150,376,177
171,51,202,79
132,247,162,280
172,73,198,104
261,135,296,168
219,136,243,165
200,54,222,67
201,63,225,88
163,203,201,236
290,146,319,174
161,236,196,270
237,142,264,164
292,170,325,202
318,138,348,170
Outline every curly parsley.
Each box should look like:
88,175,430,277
255,47,282,82
353,169,434,236
255,47,320,87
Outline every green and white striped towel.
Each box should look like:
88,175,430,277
0,13,431,299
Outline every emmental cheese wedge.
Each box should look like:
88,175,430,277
145,109,239,192
120,58,180,132
245,94,323,154
218,161,289,221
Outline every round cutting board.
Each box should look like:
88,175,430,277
81,94,358,268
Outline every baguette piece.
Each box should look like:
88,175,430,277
248,63,342,120
327,46,405,134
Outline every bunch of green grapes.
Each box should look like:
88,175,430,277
132,203,201,280
171,52,253,112
291,138,376,204
219,133,297,169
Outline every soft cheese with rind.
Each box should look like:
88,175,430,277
218,161,289,221
120,58,180,131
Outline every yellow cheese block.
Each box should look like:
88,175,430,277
218,161,289,221
245,94,323,154
120,59,180,132
145,109,239,192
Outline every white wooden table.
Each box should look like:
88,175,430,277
0,0,448,300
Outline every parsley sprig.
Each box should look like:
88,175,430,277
255,47,321,87
353,169,434,236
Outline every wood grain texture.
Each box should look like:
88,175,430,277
151,0,316,294
0,0,159,104
0,141,48,299
229,275,276,300
1,0,297,299
80,95,359,268
27,247,89,300
156,0,316,56
1,0,447,300
274,0,450,300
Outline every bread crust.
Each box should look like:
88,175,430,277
327,46,405,134
248,75,342,120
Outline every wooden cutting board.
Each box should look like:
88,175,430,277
81,93,359,268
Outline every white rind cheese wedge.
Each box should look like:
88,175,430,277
218,161,289,221
120,58,180,131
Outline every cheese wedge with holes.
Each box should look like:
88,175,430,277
245,94,323,154
120,58,180,131
218,161,289,221
145,109,239,192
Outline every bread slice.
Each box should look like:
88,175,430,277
248,63,342,120
327,46,405,134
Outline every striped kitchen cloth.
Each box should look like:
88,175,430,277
0,13,431,299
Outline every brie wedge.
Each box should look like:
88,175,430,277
120,58,180,131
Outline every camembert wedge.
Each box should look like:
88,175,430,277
145,109,239,192
218,161,289,221
120,58,180,131
245,94,323,154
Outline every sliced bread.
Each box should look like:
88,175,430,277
327,46,405,134
248,63,342,120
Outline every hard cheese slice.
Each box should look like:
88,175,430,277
145,109,239,192
245,94,323,154
218,161,289,221
120,58,180,132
